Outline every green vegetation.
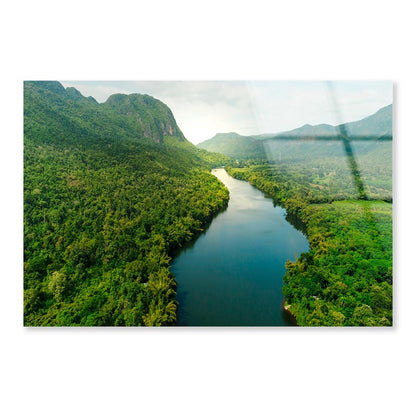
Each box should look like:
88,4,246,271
24,81,392,327
24,81,229,326
227,157,392,326
284,201,392,326
231,140,392,203
197,132,266,160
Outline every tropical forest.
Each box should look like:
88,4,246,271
24,81,392,326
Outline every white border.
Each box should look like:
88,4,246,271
1,1,415,415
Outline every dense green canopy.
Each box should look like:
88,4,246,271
228,155,392,326
24,81,229,326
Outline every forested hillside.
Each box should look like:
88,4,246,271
197,132,266,160
24,81,229,326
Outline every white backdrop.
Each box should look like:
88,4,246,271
1,1,414,415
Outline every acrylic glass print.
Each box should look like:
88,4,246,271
24,81,392,326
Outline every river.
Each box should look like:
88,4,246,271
171,168,309,326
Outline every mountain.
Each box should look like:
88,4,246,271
198,104,393,159
337,104,392,139
273,104,392,141
275,123,337,140
197,132,266,160
103,93,186,143
24,81,229,326
25,81,185,146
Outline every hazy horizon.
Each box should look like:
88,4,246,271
60,81,392,144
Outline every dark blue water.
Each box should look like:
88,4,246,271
171,168,309,326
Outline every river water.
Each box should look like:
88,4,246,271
171,168,309,326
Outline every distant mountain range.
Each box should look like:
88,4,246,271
197,104,392,159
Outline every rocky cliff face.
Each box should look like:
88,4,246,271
103,93,186,144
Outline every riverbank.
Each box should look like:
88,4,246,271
282,300,298,326
226,165,393,326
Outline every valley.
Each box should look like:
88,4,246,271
24,82,393,326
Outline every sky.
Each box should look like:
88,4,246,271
60,80,392,144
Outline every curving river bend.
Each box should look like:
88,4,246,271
171,168,309,326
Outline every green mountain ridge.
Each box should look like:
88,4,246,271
337,104,392,139
197,104,393,160
25,81,186,146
